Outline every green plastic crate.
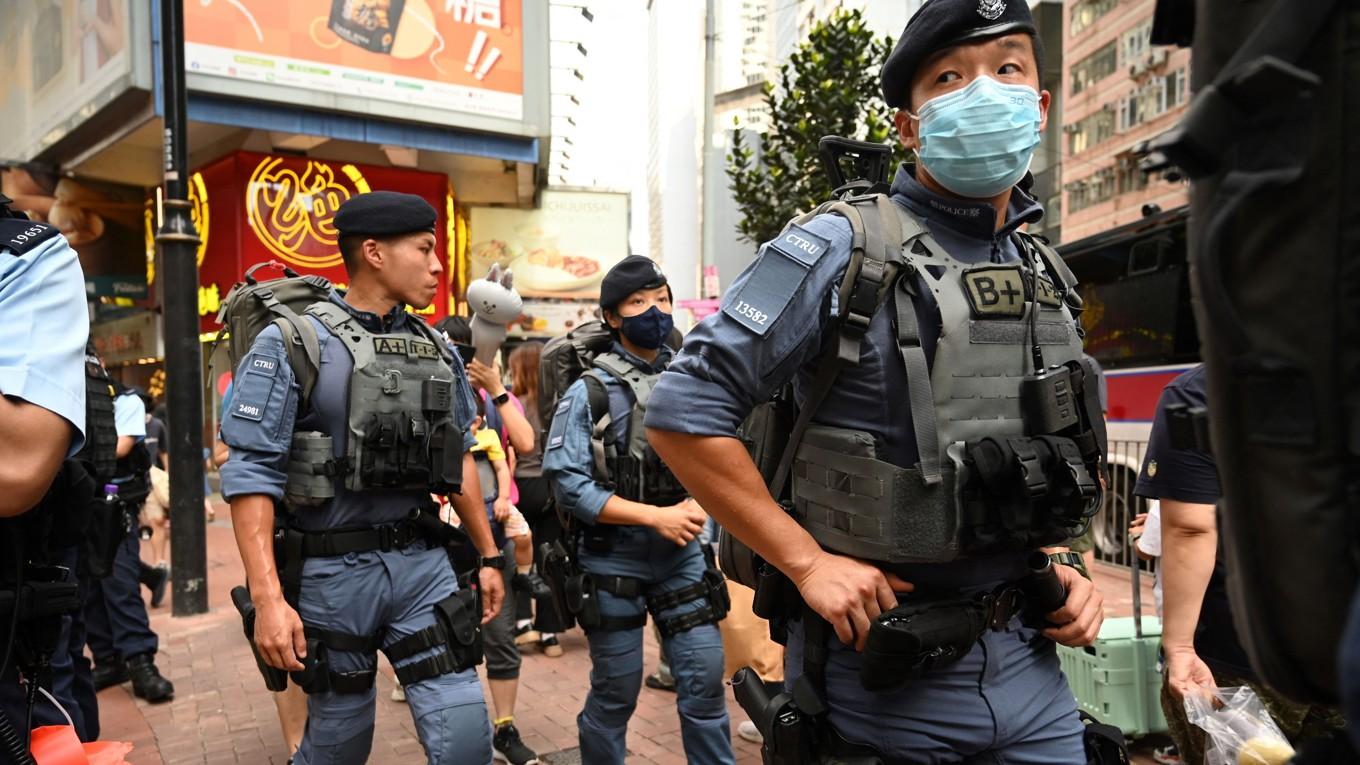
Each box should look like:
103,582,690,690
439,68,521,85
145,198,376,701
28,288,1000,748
1056,616,1168,738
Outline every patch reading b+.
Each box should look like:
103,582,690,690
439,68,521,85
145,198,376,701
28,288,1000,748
722,223,830,336
963,266,1028,318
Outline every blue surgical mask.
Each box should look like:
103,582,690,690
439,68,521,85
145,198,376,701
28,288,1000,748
619,306,674,350
911,76,1042,199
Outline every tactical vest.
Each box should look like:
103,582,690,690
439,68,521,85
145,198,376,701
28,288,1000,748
782,197,1104,564
285,302,463,505
77,354,119,484
583,353,688,506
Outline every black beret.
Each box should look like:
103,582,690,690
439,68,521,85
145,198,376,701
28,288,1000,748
881,0,1037,109
600,255,668,312
333,191,437,238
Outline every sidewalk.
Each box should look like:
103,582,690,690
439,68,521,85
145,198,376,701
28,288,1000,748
98,502,1159,764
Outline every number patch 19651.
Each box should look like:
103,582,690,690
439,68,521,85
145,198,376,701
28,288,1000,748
731,300,769,326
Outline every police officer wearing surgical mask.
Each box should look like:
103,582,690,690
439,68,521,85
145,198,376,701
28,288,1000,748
543,256,735,765
647,1,1109,761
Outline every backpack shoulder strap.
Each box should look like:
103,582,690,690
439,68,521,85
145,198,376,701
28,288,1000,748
268,312,321,412
1019,232,1078,294
580,371,613,480
768,193,908,495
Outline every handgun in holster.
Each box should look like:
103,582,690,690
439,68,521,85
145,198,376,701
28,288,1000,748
232,585,290,692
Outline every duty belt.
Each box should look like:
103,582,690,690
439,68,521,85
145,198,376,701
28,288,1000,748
292,517,428,557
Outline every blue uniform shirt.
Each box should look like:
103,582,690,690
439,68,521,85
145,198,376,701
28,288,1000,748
543,342,674,525
645,166,1044,586
0,224,89,455
220,291,479,530
113,392,147,439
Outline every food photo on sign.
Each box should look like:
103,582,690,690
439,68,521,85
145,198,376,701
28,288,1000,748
467,190,629,300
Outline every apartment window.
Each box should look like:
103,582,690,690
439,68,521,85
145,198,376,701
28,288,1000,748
1067,167,1117,213
1116,154,1147,195
1121,21,1153,67
1071,42,1117,95
1167,67,1189,107
1070,0,1118,37
1068,106,1116,155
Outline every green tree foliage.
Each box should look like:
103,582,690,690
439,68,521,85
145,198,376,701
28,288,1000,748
726,9,911,246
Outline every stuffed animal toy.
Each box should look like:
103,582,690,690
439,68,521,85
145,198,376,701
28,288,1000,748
466,263,523,366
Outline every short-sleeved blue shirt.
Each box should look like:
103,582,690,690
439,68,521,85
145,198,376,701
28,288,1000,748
0,221,89,455
220,291,478,530
1134,365,1249,676
645,165,1046,586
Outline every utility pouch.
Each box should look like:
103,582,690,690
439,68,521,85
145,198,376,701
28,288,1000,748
859,598,986,694
285,431,337,508
434,588,483,672
565,572,601,629
535,541,577,633
429,423,462,494
84,493,126,578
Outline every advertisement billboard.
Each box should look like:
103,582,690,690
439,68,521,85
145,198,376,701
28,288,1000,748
150,151,459,334
468,190,630,300
0,0,150,162
1,166,148,296
185,0,528,125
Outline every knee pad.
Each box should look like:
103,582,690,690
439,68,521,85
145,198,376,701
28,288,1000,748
586,668,644,725
296,702,376,765
414,704,493,765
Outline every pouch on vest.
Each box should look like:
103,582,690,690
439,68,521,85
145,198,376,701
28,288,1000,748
791,425,961,563
284,432,336,508
434,588,484,672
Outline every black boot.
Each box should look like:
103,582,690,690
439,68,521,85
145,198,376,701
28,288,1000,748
126,653,174,703
140,563,169,609
92,658,128,690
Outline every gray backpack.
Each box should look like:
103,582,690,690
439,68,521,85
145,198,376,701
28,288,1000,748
213,261,332,410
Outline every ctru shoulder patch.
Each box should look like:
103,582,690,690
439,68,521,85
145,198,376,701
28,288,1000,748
722,223,830,336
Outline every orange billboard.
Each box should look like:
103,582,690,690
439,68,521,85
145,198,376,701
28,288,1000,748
185,0,524,121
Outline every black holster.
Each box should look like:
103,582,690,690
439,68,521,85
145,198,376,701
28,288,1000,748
83,494,130,578
434,587,484,673
535,541,577,633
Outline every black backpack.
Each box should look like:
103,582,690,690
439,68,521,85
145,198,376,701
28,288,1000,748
1155,0,1360,704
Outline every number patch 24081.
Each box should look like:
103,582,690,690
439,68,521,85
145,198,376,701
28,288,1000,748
730,300,769,326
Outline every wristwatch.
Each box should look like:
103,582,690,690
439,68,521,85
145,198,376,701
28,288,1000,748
479,555,506,570
491,391,510,407
1048,551,1091,580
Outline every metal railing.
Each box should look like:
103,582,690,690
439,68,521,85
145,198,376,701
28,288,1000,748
1087,439,1154,571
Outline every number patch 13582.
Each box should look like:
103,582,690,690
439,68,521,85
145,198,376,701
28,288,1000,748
730,300,769,326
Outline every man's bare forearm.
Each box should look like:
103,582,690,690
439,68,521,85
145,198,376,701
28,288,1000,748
0,396,71,517
647,429,822,579
231,494,285,604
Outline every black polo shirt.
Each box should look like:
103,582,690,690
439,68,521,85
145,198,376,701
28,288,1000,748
1134,365,1253,678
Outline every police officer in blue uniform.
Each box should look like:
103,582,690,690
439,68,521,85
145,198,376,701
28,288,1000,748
0,193,91,752
543,256,735,765
221,191,505,765
647,2,1108,762
85,381,175,702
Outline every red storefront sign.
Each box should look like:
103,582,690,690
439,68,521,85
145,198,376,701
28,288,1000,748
158,151,459,335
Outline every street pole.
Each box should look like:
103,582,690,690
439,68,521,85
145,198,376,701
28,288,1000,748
700,0,718,297
157,0,208,616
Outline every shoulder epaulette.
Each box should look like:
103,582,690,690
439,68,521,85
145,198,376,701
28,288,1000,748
0,218,61,256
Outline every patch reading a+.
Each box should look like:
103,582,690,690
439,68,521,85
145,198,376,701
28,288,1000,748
722,223,830,336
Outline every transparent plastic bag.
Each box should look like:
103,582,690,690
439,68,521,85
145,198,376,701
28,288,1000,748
1184,686,1296,765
